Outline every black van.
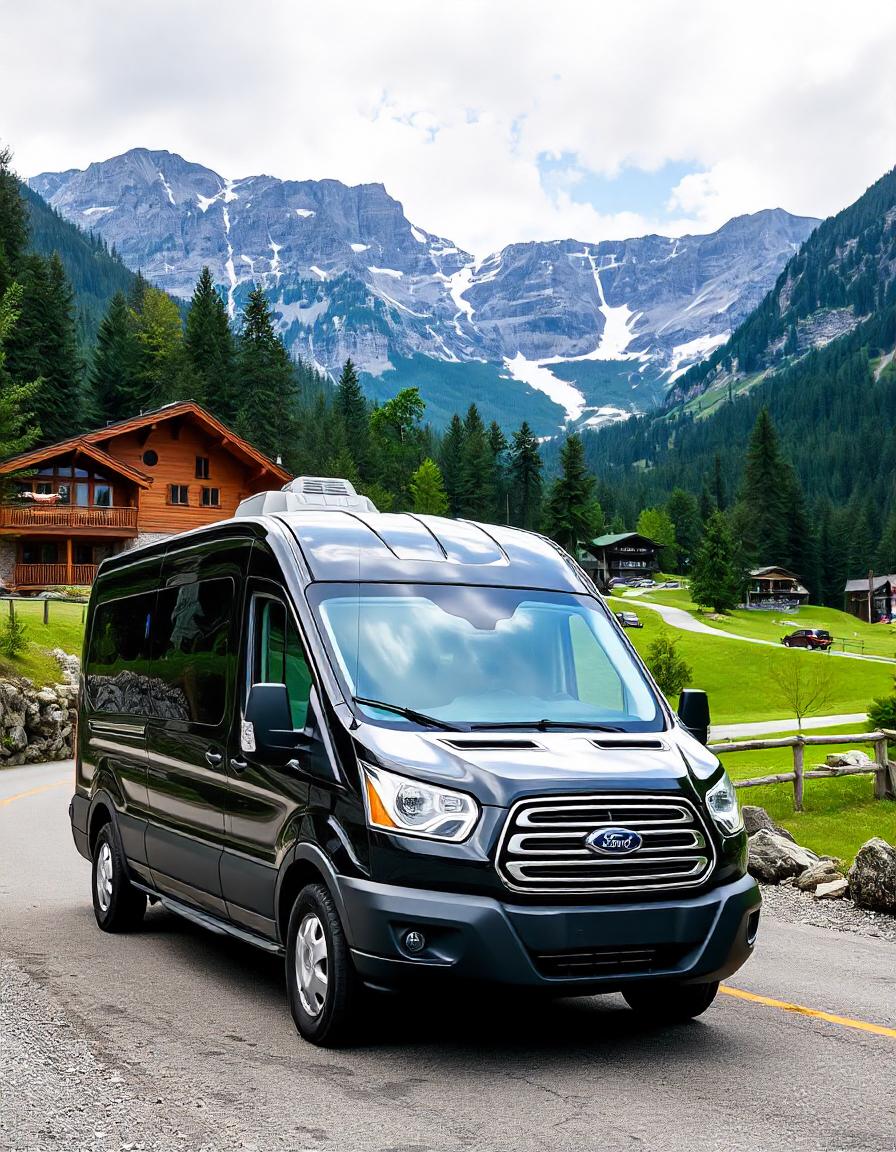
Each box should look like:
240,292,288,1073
70,477,759,1046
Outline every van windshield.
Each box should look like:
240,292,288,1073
309,583,664,731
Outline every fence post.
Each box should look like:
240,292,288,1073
792,738,805,812
7,598,13,624
873,736,892,801
43,598,49,626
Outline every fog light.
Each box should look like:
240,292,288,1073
404,929,426,954
746,909,760,946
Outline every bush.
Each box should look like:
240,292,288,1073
646,629,693,696
0,614,28,659
869,677,896,737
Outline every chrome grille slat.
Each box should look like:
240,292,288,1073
496,792,715,895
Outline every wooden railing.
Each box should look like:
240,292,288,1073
709,730,896,811
0,505,138,531
14,562,99,587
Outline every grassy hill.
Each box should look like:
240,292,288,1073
0,600,85,686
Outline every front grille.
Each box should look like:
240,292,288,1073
533,944,689,979
496,793,715,896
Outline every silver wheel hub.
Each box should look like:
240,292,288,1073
296,912,328,1017
96,841,113,913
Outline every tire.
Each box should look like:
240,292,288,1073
91,822,146,932
286,881,362,1047
623,980,719,1023
783,639,791,647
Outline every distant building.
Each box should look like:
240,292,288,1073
0,401,290,592
745,566,809,608
844,574,896,622
579,532,660,588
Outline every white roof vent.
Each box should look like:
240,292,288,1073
235,476,378,518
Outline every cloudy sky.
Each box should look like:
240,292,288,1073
2,0,896,256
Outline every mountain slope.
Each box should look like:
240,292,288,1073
20,182,140,346
31,148,817,431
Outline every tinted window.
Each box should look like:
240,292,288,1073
152,578,233,725
250,596,312,729
86,593,154,715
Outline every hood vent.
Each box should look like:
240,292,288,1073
441,738,541,751
591,738,667,751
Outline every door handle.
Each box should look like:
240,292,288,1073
230,758,249,773
205,749,223,767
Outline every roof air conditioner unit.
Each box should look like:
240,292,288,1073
235,476,378,518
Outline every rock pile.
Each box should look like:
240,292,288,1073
746,805,896,913
0,651,79,766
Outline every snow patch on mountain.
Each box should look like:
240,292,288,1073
368,266,403,279
503,353,586,424
667,332,730,382
157,171,176,206
350,242,370,253
82,206,115,217
295,208,315,218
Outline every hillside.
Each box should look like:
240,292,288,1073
19,182,140,346
30,147,816,432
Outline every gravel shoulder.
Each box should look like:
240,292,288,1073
758,881,896,942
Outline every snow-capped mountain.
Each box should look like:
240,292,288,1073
31,148,818,432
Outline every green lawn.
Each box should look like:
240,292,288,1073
0,599,86,685
714,723,896,862
608,597,893,724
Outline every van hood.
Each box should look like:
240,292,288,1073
353,722,720,808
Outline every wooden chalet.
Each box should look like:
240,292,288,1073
745,566,809,607
579,532,660,588
0,401,290,591
844,574,896,623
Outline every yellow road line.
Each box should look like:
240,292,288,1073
0,779,69,808
721,985,896,1039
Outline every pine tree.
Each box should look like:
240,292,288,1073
690,511,744,613
184,267,236,419
236,287,297,462
409,457,449,515
666,488,702,571
438,413,466,516
0,146,28,295
637,506,677,571
87,292,142,424
543,434,602,553
712,453,727,511
738,407,794,564
457,404,495,520
132,285,188,410
335,358,370,477
508,420,543,530
487,420,508,522
0,284,39,481
876,501,896,575
368,386,426,503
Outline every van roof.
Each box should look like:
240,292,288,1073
278,511,587,592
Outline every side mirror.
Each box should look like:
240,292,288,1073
244,683,299,762
678,689,711,746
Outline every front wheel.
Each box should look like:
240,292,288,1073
91,823,146,932
286,882,362,1046
623,980,719,1023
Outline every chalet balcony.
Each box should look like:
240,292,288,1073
0,504,138,535
14,562,99,588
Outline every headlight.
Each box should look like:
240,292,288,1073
705,771,743,835
361,762,479,842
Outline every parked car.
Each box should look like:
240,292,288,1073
71,476,758,1047
661,581,681,589
616,611,643,628
781,629,833,650
607,577,629,588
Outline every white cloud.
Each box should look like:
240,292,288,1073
1,0,895,256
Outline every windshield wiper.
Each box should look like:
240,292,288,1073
352,696,466,732
467,719,624,732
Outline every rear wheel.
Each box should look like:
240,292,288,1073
286,882,362,1046
623,980,719,1023
91,823,146,932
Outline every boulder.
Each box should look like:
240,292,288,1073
815,877,849,900
748,829,818,883
742,805,796,843
848,839,896,912
794,859,842,891
825,750,872,768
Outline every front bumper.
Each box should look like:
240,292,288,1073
340,872,760,992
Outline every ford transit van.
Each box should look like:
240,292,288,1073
70,477,759,1046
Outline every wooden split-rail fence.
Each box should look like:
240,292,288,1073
708,730,896,812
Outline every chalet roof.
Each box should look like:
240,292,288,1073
0,438,153,486
588,532,660,549
750,566,802,580
0,400,291,484
844,574,896,593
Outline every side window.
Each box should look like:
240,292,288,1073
152,578,233,725
86,593,154,715
568,613,625,713
250,596,312,730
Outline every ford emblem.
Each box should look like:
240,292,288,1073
586,827,643,855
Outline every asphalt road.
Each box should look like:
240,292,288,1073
2,762,895,1152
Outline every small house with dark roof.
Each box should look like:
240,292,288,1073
578,532,660,589
0,401,290,591
844,574,896,623
745,566,809,608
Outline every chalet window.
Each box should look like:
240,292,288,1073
94,484,112,507
201,487,220,508
195,456,210,479
169,484,189,506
